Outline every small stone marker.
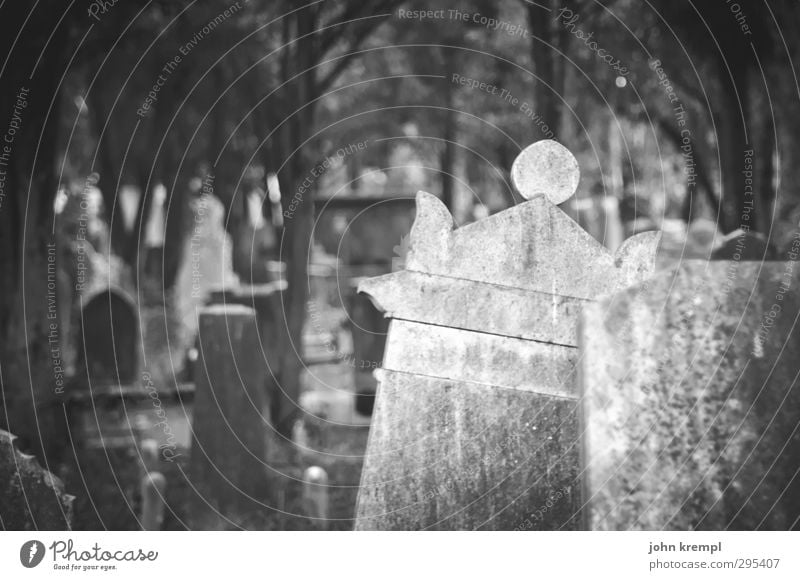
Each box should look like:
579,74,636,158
189,304,269,527
302,466,330,530
580,261,800,530
0,429,74,530
354,140,660,530
140,438,160,472
140,472,167,530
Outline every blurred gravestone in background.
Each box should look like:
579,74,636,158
206,282,288,430
355,141,660,530
189,305,271,529
175,194,240,343
75,287,139,387
313,197,416,267
580,261,800,530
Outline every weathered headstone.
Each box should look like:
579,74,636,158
0,430,74,530
174,192,240,358
580,260,800,530
76,287,138,386
189,304,270,527
206,282,288,429
354,140,660,530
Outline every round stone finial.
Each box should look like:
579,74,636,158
510,140,580,204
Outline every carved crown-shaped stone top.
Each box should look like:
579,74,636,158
359,141,660,324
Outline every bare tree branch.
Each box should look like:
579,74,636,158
318,1,397,55
316,0,401,93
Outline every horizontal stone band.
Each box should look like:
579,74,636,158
381,320,578,397
359,270,589,347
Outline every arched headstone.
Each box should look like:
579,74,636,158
76,287,138,386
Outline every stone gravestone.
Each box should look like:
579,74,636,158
354,140,660,530
175,193,240,337
0,429,74,530
206,282,288,431
346,277,389,416
580,260,800,530
76,287,138,386
189,304,270,528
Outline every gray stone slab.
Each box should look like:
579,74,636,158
360,270,588,346
580,260,800,530
356,371,580,530
189,305,271,528
383,321,578,396
206,282,288,428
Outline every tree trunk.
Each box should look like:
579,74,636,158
158,125,190,292
440,50,456,211
528,0,560,141
0,2,70,464
755,112,775,235
716,72,751,234
274,5,319,436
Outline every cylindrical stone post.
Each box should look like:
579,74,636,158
140,472,166,530
140,438,160,473
189,304,269,527
302,466,329,530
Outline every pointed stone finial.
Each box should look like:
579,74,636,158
511,140,580,204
